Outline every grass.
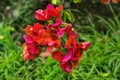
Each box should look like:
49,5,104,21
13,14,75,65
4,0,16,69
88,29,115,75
0,16,120,80
0,2,120,80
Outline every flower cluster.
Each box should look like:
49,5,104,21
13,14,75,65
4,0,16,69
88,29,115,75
22,4,90,73
101,0,119,4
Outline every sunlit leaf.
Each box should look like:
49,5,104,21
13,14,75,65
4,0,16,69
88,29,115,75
64,10,75,23
52,0,61,5
0,35,4,39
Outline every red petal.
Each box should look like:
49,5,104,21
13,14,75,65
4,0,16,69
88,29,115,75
112,0,118,3
48,41,55,46
81,42,91,50
35,9,46,20
52,51,63,62
101,0,110,4
46,46,53,53
65,36,75,48
22,44,38,61
45,4,55,20
62,49,72,63
25,25,33,35
60,61,72,73
57,5,63,12
33,23,44,32
55,39,61,48
46,4,55,10
75,50,82,59
71,49,82,61
64,61,72,73
23,35,33,44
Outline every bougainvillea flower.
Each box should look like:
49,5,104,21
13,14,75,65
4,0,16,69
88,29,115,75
22,3,91,73
22,43,41,61
23,35,36,54
78,42,91,51
42,38,61,57
58,48,77,73
46,4,56,19
52,4,63,22
70,49,82,61
35,4,63,22
22,43,35,60
101,0,119,4
60,60,72,73
60,59,79,73
48,39,61,48
45,4,63,22
65,24,78,38
23,35,41,60
62,48,72,63
65,36,77,49
25,23,44,36
25,23,53,46
59,48,78,73
37,30,52,45
57,24,78,38
25,23,45,43
71,42,90,61
51,20,63,27
57,26,68,37
52,50,63,62
35,9,46,20
46,20,63,31
59,38,90,73
35,5,52,21
101,0,110,4
112,0,119,3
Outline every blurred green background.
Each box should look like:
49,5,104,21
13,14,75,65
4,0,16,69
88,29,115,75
0,0,120,80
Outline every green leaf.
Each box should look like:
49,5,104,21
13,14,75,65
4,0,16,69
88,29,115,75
73,0,82,3
52,0,61,5
0,35,4,40
64,10,75,23
61,13,66,23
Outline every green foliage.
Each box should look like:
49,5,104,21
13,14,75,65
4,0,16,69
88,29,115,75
72,0,82,3
0,14,120,79
0,23,15,50
62,10,75,23
52,0,61,5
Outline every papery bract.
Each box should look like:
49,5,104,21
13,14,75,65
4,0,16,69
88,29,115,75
61,49,72,63
101,0,110,4
65,36,77,49
24,35,36,54
57,24,78,38
52,50,63,62
35,4,63,22
22,43,41,61
25,23,44,36
101,0,119,4
60,61,72,73
112,0,119,3
78,42,91,50
35,9,46,20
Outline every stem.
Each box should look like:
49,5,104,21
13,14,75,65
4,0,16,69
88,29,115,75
61,0,64,5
